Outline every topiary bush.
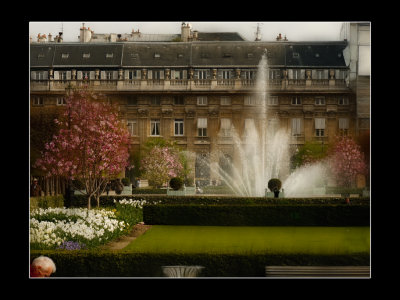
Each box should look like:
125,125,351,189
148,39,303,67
169,177,183,191
268,178,282,192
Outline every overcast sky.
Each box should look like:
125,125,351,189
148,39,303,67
29,21,345,42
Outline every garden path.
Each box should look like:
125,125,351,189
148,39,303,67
100,223,152,250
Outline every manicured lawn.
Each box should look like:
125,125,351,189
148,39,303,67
123,225,370,255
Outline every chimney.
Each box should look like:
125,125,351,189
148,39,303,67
79,23,92,43
181,22,191,42
48,33,52,42
193,30,198,41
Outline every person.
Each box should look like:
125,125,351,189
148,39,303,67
30,178,42,197
30,256,56,277
105,181,111,196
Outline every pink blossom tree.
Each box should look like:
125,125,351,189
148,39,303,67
34,88,131,209
140,146,183,188
328,136,368,188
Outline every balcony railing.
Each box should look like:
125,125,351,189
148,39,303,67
30,78,350,92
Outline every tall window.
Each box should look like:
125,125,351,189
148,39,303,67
151,96,161,105
339,118,349,136
197,96,207,106
197,118,207,137
338,96,349,105
268,96,278,105
220,118,232,137
127,120,138,136
315,97,325,105
56,97,66,106
291,118,302,136
173,96,184,105
150,119,160,136
32,97,44,106
244,95,256,105
174,119,184,136
291,96,301,105
315,118,326,137
244,118,255,137
220,96,231,106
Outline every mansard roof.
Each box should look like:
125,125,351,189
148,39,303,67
30,41,347,69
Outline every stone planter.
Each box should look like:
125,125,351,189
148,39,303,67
121,185,132,195
167,186,196,196
265,190,284,198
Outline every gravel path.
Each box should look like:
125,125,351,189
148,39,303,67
100,223,152,250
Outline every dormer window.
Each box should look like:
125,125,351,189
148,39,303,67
83,53,90,58
177,53,184,58
61,53,69,59
247,53,254,58
106,53,113,58
223,53,232,58
292,52,299,58
154,53,161,58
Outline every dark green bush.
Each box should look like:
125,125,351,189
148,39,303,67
169,177,183,191
30,250,369,277
268,178,282,192
143,204,370,226
121,178,131,186
30,195,64,211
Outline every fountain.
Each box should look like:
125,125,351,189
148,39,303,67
206,50,329,197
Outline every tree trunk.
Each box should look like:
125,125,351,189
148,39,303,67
87,195,91,210
96,195,100,208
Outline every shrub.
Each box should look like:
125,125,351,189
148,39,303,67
30,195,64,211
169,177,183,191
30,250,369,277
268,178,282,192
121,178,131,186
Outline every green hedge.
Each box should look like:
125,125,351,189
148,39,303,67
30,195,64,211
30,250,369,277
143,204,370,226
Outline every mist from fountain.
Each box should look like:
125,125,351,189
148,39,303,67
207,51,290,196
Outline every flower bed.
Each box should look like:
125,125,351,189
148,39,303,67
30,206,130,250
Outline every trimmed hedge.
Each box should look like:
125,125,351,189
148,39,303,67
143,204,370,226
30,250,369,277
30,195,64,211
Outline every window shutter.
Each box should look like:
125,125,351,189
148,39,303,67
171,70,176,79
43,71,48,79
311,69,317,79
288,69,293,79
77,71,83,80
90,71,95,80
160,70,164,79
339,118,349,129
124,70,129,80
136,70,141,79
66,71,71,80
217,70,223,79
101,71,106,80
221,118,231,129
147,70,152,79
182,70,187,79
31,71,36,80
197,118,207,128
113,71,118,80
53,71,59,80
315,118,326,129
300,69,305,79
323,70,329,79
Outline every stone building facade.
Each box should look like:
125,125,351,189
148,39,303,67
30,24,361,188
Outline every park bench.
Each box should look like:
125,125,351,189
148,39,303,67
265,266,370,278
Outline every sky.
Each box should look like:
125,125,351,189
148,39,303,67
29,21,345,42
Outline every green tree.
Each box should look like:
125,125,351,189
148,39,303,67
291,141,328,169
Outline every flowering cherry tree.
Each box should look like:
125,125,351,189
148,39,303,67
140,146,183,188
34,88,131,209
328,136,368,188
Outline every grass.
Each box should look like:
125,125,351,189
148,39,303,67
123,225,370,255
